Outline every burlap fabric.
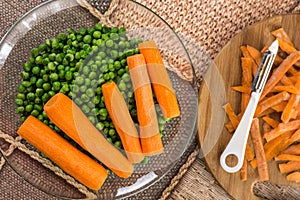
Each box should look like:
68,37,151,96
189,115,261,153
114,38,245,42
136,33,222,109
1,0,300,199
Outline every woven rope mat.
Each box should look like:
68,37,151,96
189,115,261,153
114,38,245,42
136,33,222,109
1,0,300,199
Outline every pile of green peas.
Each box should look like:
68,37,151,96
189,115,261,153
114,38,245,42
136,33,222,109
15,23,168,152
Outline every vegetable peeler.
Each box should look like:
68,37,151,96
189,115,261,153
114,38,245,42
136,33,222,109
220,40,279,173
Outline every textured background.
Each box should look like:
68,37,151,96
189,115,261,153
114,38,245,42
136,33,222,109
1,0,300,199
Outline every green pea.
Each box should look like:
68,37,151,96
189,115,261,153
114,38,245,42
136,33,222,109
78,27,87,35
42,58,50,65
34,97,42,104
58,33,67,41
74,98,83,105
38,44,47,52
81,94,89,103
96,122,105,130
95,87,102,95
34,104,43,111
79,85,86,93
36,79,44,88
58,70,65,80
52,38,59,49
31,109,39,117
117,68,125,76
81,104,90,113
86,88,94,98
37,114,44,121
48,91,55,97
48,62,56,71
65,71,73,81
25,104,33,113
118,81,126,91
99,108,107,117
72,85,80,93
26,93,35,101
105,39,114,48
22,81,31,88
122,73,131,82
93,31,101,39
60,84,69,93
83,35,92,44
17,93,25,100
16,106,25,114
35,56,43,65
114,141,122,148
43,120,49,125
88,116,96,124
36,88,44,97
50,73,59,81
107,137,112,143
15,98,23,106
42,83,51,92
141,157,149,164
23,62,32,72
109,129,116,137
43,74,49,82
32,66,40,75
52,82,61,91
20,116,26,123
65,53,74,62
31,48,39,58
89,71,97,80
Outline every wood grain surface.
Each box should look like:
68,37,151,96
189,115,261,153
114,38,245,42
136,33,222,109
198,14,300,200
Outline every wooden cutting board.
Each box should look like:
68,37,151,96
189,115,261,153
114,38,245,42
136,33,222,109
198,14,300,200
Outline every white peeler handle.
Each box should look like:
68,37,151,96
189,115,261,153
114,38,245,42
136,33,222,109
220,92,261,173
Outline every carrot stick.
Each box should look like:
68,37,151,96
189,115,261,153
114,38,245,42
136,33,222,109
279,161,300,173
263,122,272,133
127,54,163,156
241,58,253,112
271,85,299,94
280,75,294,86
138,40,180,118
288,66,299,76
245,143,255,161
223,103,239,129
232,86,251,93
275,154,300,161
286,171,300,182
277,37,297,54
262,116,280,129
240,46,251,58
271,101,288,112
271,28,294,46
102,81,144,163
264,120,300,142
260,51,300,100
281,143,300,155
250,118,269,181
255,91,290,117
247,45,262,70
17,116,108,190
44,93,133,178
225,122,235,133
250,131,294,169
256,108,275,117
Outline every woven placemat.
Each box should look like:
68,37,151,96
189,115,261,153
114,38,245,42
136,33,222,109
1,0,300,200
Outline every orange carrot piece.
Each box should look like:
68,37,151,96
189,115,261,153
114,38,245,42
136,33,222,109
260,51,300,100
288,66,299,76
241,58,253,112
286,171,300,182
271,85,299,94
282,143,300,155
245,143,255,161
44,93,133,178
250,118,269,181
264,120,300,142
232,86,251,93
279,161,300,173
223,103,239,129
17,116,108,190
271,28,294,46
240,46,251,58
282,78,300,123
102,82,144,163
256,108,275,117
271,101,288,112
262,116,280,129
247,45,262,70
138,40,180,118
275,154,300,161
281,75,294,86
255,91,290,117
277,37,297,55
250,131,294,169
127,54,163,156
225,122,235,133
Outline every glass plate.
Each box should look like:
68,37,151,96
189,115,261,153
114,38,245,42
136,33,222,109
0,0,198,199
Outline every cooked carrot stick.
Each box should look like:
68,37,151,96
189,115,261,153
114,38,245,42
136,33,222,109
286,171,300,182
280,75,294,86
17,116,108,190
102,81,144,163
225,122,235,133
44,93,133,178
271,101,288,112
138,40,180,119
240,46,251,58
275,154,300,161
241,58,253,112
257,108,275,117
288,66,299,76
255,91,290,117
250,118,269,181
277,37,297,54
264,120,300,142
245,143,255,161
282,78,300,123
279,161,300,173
260,51,300,100
250,131,294,169
271,28,294,46
271,85,299,94
247,45,261,71
262,116,280,129
127,54,163,156
223,103,239,129
232,86,251,93
282,143,300,155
